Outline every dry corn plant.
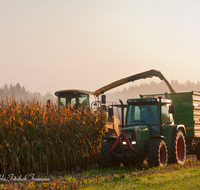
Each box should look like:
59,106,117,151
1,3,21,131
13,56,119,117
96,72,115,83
0,98,106,175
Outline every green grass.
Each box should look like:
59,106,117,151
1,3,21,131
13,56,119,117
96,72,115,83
1,159,200,189
77,161,200,190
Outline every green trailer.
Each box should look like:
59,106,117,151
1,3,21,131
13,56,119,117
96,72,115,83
140,91,200,158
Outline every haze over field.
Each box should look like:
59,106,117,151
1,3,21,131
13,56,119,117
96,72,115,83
1,0,200,95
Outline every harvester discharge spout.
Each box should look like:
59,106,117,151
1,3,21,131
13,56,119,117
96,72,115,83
94,69,175,96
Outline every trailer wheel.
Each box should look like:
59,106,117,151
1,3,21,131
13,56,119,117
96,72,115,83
100,139,116,167
170,130,186,165
148,139,168,167
196,143,200,161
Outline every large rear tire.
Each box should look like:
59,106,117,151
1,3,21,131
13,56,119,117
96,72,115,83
170,130,186,165
148,139,168,167
100,139,116,167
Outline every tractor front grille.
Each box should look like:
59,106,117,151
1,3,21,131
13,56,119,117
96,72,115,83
124,130,136,140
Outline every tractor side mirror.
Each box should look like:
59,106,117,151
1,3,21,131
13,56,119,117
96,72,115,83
101,95,106,104
108,107,113,117
169,104,175,114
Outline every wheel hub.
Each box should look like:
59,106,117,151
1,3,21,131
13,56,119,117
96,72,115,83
125,150,133,157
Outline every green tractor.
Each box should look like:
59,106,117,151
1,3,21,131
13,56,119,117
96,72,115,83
101,96,187,167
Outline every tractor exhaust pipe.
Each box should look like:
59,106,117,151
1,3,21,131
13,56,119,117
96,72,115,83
119,99,124,128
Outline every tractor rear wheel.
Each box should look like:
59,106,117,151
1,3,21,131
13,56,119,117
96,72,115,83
100,139,116,167
170,130,186,165
196,143,200,161
148,139,168,167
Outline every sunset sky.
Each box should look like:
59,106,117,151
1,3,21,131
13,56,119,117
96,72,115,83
1,0,200,95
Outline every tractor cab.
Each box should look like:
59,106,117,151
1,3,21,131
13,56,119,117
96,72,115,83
125,98,175,136
54,89,96,111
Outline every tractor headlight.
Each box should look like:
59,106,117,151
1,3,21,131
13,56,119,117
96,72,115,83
122,141,136,145
131,141,136,145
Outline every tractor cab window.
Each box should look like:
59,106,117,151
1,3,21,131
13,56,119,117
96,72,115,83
89,94,95,107
71,94,89,109
142,105,158,124
58,92,90,110
59,97,66,108
126,105,158,125
162,104,174,125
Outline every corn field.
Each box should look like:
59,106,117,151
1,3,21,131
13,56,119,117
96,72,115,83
0,98,106,175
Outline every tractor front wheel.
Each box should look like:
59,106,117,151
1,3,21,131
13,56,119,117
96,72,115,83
100,139,116,167
148,139,168,167
170,130,186,165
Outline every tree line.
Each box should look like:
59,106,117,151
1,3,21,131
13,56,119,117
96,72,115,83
0,83,56,103
1,80,200,104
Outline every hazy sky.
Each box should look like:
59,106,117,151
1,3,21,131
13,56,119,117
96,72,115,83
1,0,200,95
